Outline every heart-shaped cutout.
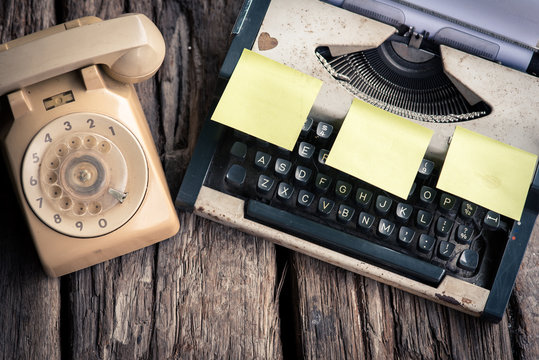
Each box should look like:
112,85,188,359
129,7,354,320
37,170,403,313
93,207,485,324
258,32,278,51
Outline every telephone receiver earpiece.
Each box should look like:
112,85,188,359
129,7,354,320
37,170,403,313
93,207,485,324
0,13,165,96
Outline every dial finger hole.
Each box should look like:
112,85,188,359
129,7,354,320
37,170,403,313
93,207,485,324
47,157,60,170
88,201,102,215
83,135,97,148
73,202,87,216
55,144,68,157
68,136,81,149
59,197,73,210
45,171,58,184
98,141,111,153
49,185,62,199
23,113,147,238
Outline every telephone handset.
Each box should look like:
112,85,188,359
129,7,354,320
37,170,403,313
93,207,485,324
0,14,179,276
0,14,165,94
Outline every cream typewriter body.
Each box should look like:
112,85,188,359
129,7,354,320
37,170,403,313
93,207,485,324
0,15,179,276
177,0,539,321
255,0,539,161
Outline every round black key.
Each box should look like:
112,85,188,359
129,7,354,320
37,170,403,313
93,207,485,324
318,197,335,215
301,117,313,136
254,151,271,170
276,182,294,200
297,190,314,207
335,180,352,199
225,164,246,187
298,142,315,160
418,159,435,177
355,188,373,208
435,217,454,237
230,141,247,159
439,193,457,212
337,205,355,223
257,175,275,193
456,225,474,244
419,185,436,204
484,211,501,230
375,195,392,215
378,219,395,237
398,226,415,246
315,173,332,192
460,201,477,218
438,241,455,260
395,203,413,223
416,210,433,229
318,149,330,165
275,158,292,178
358,212,375,231
458,249,479,271
418,234,436,253
316,122,333,139
295,166,312,185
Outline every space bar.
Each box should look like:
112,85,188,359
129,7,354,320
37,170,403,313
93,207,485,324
246,200,445,286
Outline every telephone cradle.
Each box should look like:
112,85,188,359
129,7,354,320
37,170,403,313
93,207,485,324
0,14,179,276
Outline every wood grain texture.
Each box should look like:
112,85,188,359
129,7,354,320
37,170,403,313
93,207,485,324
1,0,538,359
0,166,61,360
292,252,518,360
152,214,281,359
512,219,539,360
0,2,60,360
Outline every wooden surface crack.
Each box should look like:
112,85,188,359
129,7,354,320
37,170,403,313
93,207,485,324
0,1,537,359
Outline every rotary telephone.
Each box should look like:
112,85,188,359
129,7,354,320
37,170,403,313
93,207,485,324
0,14,179,276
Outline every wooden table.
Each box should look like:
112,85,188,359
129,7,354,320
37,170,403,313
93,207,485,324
1,1,537,358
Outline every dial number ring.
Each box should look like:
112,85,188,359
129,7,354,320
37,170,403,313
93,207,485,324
22,113,148,238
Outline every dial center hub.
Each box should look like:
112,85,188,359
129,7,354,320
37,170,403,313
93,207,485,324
60,152,109,200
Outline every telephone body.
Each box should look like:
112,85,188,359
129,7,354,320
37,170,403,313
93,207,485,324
0,14,179,276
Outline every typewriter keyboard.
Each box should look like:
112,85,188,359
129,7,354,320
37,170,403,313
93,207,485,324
205,119,511,288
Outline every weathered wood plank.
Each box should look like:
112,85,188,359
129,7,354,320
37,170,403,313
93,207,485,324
512,218,539,360
152,214,282,359
3,0,537,359
0,168,61,360
293,254,367,359
64,248,157,359
0,2,60,359
293,251,518,359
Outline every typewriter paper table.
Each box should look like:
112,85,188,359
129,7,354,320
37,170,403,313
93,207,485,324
0,1,538,359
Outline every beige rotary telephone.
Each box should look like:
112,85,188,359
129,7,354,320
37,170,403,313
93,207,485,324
0,14,179,276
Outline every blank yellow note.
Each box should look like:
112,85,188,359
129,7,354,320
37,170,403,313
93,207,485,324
211,49,323,150
437,127,537,220
326,99,433,199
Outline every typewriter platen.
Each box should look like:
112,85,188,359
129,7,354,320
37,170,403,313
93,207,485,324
177,0,539,322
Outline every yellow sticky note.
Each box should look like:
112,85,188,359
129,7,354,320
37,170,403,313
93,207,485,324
211,49,323,150
326,99,433,199
437,127,537,220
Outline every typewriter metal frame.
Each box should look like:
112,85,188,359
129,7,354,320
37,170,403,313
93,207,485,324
177,0,539,322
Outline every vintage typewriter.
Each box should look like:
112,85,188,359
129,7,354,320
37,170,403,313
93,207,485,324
176,0,539,321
